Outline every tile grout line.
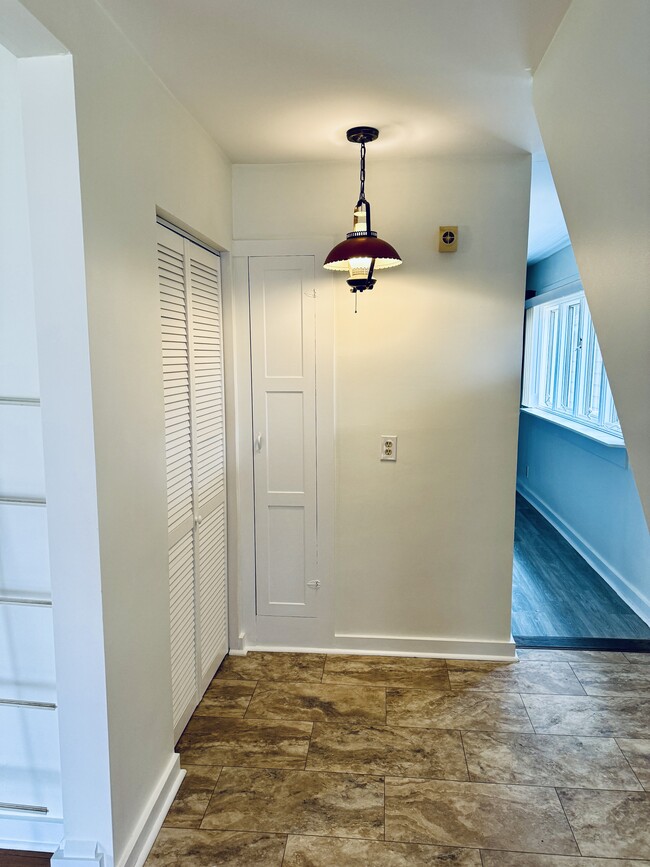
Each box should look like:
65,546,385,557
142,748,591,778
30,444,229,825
243,679,264,720
614,736,646,791
196,765,223,830
519,691,538,734
240,680,257,716
189,824,388,842
554,785,582,857
176,763,650,792
567,659,596,697
279,833,290,866
304,719,315,771
458,729,472,782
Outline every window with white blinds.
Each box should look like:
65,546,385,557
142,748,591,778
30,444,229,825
157,223,227,740
521,289,623,441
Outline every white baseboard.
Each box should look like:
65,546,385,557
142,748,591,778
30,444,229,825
227,633,247,656
518,482,650,627
0,812,62,853
245,635,516,661
332,634,516,659
117,753,184,867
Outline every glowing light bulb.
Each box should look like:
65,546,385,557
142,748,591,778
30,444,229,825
348,257,373,279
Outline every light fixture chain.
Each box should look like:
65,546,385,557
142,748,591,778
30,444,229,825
359,141,366,201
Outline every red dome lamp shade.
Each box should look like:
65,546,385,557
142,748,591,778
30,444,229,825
324,127,401,309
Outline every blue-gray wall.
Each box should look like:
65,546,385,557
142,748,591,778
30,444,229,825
526,244,579,296
518,246,650,625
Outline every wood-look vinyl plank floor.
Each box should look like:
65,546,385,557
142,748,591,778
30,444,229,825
512,494,650,640
0,852,51,867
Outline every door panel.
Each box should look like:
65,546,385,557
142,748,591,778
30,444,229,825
267,505,307,605
249,256,318,618
261,267,305,378
266,391,305,493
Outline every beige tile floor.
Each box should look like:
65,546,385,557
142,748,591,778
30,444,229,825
146,650,650,866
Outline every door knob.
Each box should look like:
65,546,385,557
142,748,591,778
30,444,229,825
255,434,263,453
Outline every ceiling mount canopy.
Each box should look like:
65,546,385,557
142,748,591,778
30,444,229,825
345,125,379,145
324,127,402,310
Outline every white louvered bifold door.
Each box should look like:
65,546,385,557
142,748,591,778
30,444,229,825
188,244,228,692
158,224,227,742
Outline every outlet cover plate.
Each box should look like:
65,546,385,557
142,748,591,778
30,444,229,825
380,435,397,461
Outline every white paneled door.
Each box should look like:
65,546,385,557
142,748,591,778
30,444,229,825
249,256,319,618
158,223,227,741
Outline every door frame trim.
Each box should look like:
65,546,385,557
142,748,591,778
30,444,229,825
227,239,336,650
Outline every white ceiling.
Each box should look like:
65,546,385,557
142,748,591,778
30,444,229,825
97,0,572,261
98,0,570,164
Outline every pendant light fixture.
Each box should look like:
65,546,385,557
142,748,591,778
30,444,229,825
324,127,402,310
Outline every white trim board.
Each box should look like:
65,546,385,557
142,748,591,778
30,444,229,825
241,639,517,662
517,482,650,627
116,754,184,867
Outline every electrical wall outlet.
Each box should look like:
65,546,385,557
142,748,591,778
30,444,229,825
380,435,397,461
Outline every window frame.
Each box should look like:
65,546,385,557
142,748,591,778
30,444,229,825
521,283,623,443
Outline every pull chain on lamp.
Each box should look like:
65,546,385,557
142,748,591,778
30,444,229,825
323,127,402,311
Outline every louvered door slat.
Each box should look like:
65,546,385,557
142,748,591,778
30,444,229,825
167,531,195,728
160,231,193,543
189,255,225,513
197,503,227,677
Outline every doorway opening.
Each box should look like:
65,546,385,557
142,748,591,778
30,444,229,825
512,158,650,652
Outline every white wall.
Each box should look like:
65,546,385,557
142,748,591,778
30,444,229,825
533,0,650,520
14,1,232,863
234,156,530,651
